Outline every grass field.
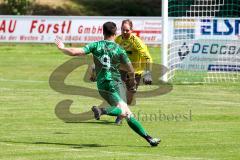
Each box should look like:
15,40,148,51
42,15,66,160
0,44,240,160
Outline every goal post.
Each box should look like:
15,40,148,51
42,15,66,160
161,0,169,82
162,0,240,83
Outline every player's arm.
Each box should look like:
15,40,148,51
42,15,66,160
120,51,136,92
142,50,153,85
142,50,153,71
124,62,137,92
133,37,153,84
133,37,153,69
125,62,135,79
142,53,152,74
55,38,86,56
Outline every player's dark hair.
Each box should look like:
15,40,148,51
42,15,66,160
122,19,133,30
103,22,117,37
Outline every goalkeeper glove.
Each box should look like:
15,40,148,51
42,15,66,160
143,70,152,85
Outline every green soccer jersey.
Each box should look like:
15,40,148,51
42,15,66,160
83,40,130,84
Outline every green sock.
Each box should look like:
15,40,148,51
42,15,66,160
102,106,122,116
127,116,148,138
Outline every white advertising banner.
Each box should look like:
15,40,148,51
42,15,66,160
0,16,162,44
1,16,239,45
175,39,240,72
197,18,240,40
170,17,240,72
171,17,240,41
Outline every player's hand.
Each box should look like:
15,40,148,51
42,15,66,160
55,37,65,49
143,70,152,85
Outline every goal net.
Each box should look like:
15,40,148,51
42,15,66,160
165,0,240,83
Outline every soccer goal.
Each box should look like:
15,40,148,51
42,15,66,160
162,0,240,83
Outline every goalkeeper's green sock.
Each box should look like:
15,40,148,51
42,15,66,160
127,116,148,138
100,106,122,116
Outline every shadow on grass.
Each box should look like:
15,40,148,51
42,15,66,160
35,141,149,148
1,140,149,148
66,119,116,125
0,140,109,148
53,132,71,134
35,141,109,148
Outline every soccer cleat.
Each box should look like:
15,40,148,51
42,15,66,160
115,116,123,125
91,106,102,120
148,138,161,147
146,136,161,147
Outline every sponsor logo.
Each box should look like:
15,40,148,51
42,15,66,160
174,19,196,40
174,29,195,40
0,19,17,33
201,19,240,36
192,43,240,55
178,42,190,60
208,65,240,72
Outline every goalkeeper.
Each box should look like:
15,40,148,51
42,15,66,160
90,19,153,106
115,19,153,105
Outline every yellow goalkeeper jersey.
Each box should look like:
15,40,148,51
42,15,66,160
115,34,152,75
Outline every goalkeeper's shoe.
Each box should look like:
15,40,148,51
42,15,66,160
91,106,102,120
146,136,161,147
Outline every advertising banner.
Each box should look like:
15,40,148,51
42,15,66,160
174,39,240,72
0,16,162,44
171,18,240,41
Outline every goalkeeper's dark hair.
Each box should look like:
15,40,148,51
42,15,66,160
122,19,133,30
103,22,117,37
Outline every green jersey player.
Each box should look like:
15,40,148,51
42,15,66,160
54,22,160,147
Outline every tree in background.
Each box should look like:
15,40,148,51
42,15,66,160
3,0,34,15
0,0,162,16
